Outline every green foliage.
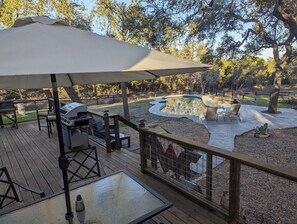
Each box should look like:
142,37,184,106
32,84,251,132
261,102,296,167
144,0,297,112
92,0,178,49
0,0,91,30
1,0,296,102
212,56,273,90
255,123,269,136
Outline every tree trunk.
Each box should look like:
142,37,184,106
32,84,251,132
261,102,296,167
44,89,53,98
121,82,130,121
190,75,194,92
64,87,82,103
267,70,281,113
200,76,205,95
267,45,283,113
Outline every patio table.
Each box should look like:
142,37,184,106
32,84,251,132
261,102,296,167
110,133,131,147
0,171,172,224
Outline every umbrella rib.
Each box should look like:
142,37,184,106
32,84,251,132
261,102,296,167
145,70,159,78
67,73,74,86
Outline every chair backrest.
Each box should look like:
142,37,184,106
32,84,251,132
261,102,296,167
205,107,218,120
0,101,15,110
93,120,104,131
92,120,116,138
48,98,55,111
0,167,19,209
229,104,241,115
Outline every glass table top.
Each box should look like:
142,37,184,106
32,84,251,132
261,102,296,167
0,171,172,224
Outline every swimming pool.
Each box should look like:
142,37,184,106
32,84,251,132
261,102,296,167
161,95,206,118
149,95,209,121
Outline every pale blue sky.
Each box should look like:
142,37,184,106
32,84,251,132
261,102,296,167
83,0,273,59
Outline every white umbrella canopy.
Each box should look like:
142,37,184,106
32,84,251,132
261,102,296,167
0,16,212,221
0,16,211,89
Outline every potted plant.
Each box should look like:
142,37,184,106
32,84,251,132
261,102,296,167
254,123,270,138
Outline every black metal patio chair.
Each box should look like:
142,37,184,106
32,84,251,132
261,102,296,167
36,98,55,131
0,167,45,210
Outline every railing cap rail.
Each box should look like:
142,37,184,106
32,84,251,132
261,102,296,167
87,109,117,118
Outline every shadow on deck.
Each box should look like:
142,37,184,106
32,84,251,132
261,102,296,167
0,121,226,224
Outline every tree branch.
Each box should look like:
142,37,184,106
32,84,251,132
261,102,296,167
235,29,253,47
281,32,294,64
273,0,297,39
230,12,258,24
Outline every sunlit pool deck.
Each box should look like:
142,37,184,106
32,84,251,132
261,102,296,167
149,95,297,150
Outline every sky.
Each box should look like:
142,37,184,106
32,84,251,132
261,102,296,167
83,0,273,60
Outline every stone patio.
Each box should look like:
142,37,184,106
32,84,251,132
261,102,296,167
149,97,297,151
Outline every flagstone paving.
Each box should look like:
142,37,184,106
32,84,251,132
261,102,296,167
150,100,297,151
202,105,297,150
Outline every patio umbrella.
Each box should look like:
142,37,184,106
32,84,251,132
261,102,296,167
0,16,211,221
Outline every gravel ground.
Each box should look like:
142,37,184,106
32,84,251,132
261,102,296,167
207,128,297,224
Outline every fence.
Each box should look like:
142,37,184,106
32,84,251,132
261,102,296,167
139,126,297,223
218,90,297,105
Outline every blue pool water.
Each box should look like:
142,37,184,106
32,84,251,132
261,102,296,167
161,96,206,118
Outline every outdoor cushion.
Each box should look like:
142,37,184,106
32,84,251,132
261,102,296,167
93,121,115,138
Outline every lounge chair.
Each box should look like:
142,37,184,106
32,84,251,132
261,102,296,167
224,104,241,121
92,120,115,138
205,107,218,121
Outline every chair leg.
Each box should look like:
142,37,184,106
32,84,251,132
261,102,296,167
13,110,18,128
37,115,41,131
47,119,51,138
0,115,4,128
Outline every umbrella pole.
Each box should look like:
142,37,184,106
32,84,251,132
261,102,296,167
51,74,73,221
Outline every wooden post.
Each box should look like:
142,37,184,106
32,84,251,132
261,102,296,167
229,160,241,223
114,116,120,150
103,110,112,153
206,154,213,201
121,82,130,121
138,119,147,173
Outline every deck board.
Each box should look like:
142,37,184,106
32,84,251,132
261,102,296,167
0,121,226,224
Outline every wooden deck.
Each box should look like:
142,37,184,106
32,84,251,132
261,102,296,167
0,121,226,224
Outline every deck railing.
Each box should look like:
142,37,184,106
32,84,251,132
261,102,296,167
83,112,297,223
10,98,297,223
139,125,297,224
87,109,120,152
87,109,139,153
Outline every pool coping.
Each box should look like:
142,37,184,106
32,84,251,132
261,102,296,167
149,94,228,123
